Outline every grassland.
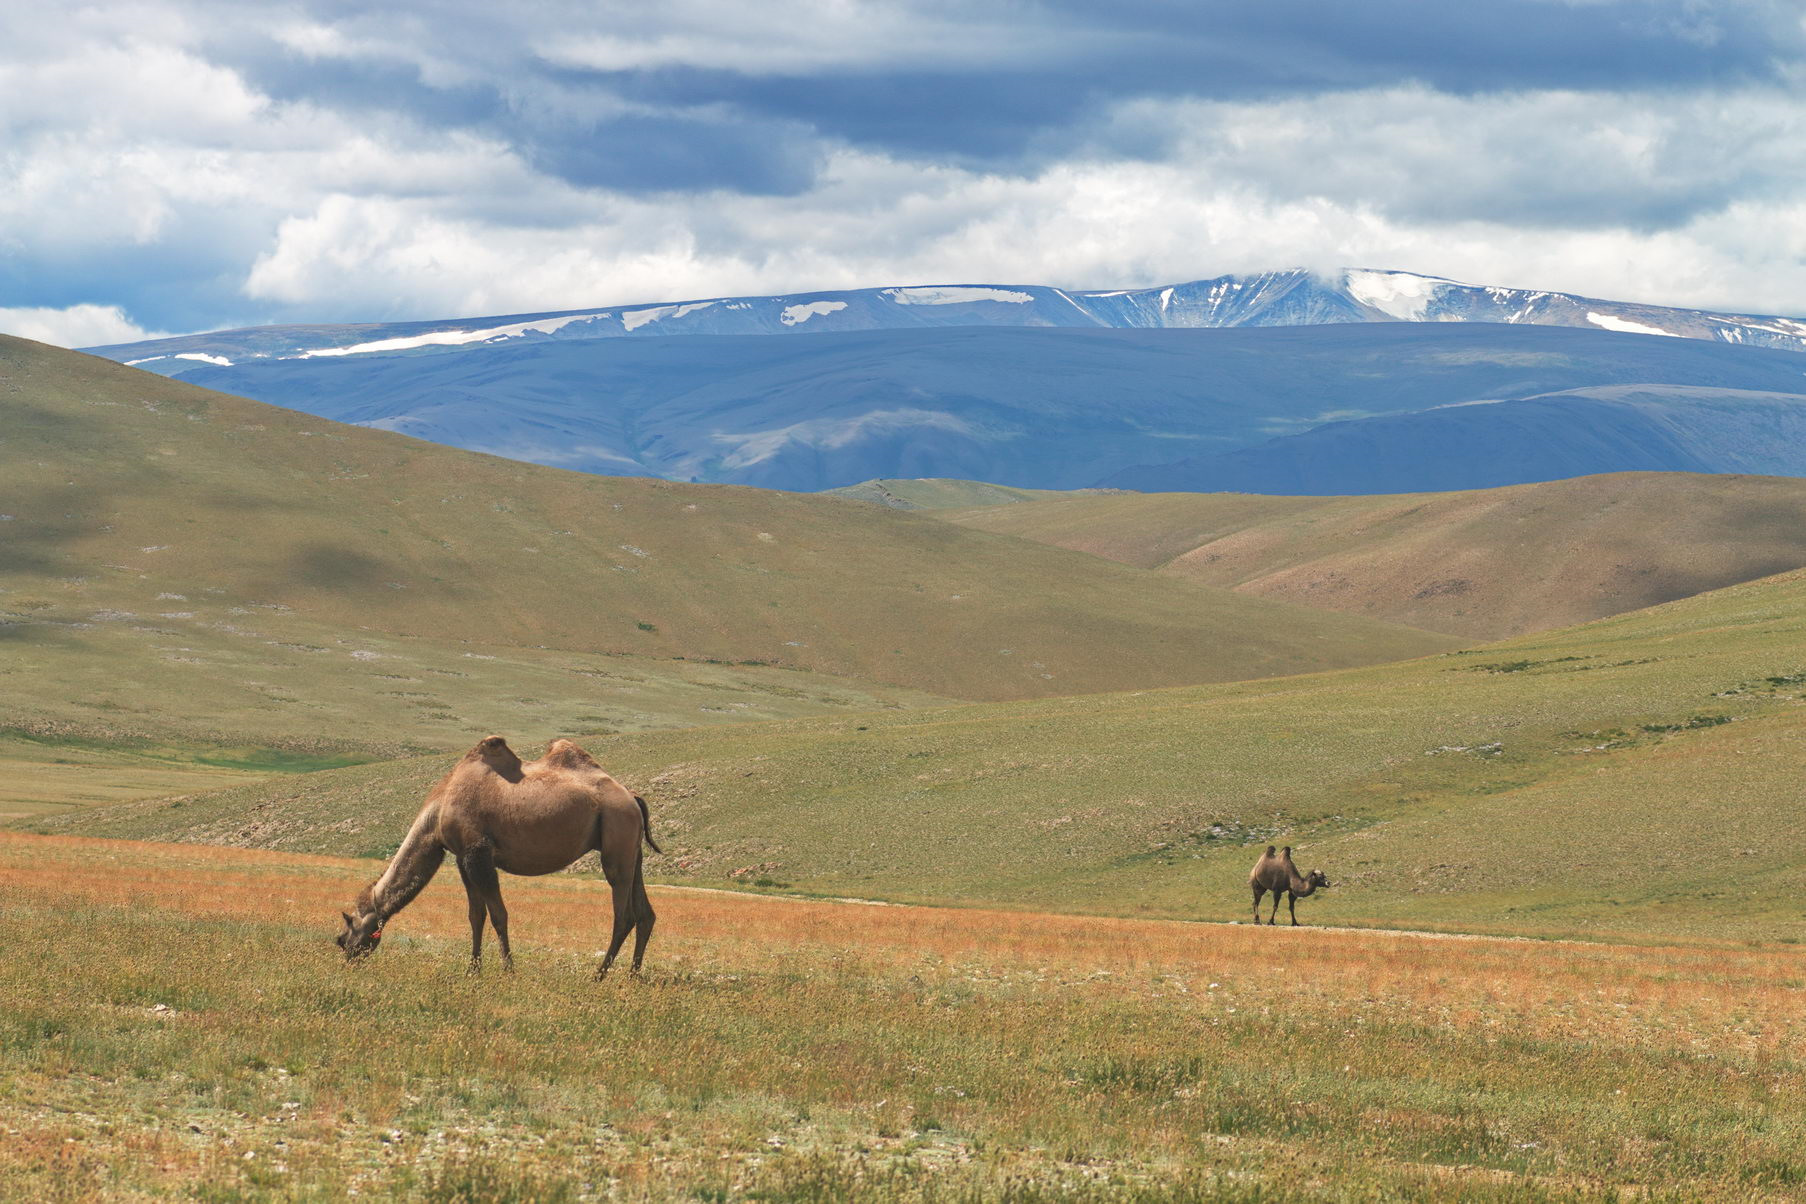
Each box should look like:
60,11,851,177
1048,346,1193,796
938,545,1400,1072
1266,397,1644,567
939,471,1806,638
824,478,1091,510
0,335,1447,720
0,597,947,797
42,561,1806,942
0,732,271,822
4,832,1803,1201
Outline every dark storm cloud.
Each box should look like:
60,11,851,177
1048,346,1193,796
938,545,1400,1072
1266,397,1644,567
199,0,1806,191
236,47,508,131
547,0,1803,170
516,111,826,196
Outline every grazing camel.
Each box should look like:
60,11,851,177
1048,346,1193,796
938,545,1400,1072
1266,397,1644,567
337,735,661,976
1248,845,1330,926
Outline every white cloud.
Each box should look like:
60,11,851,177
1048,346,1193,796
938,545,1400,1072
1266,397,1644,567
0,304,169,348
6,4,1806,329
227,142,1806,322
1126,85,1806,233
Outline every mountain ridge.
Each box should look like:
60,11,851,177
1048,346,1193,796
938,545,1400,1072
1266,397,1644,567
1104,384,1806,495
70,324,1806,495
86,267,1806,369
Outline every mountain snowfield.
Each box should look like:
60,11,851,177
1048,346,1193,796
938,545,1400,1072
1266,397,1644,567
80,268,1806,496
89,267,1806,367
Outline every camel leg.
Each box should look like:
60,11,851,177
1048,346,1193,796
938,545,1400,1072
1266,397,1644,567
462,844,512,973
1288,893,1300,926
456,859,486,973
629,856,656,973
594,861,636,979
1268,890,1283,925
1251,885,1265,925
486,887,513,973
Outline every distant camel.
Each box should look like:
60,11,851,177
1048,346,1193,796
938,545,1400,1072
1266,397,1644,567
337,736,661,976
1248,845,1330,926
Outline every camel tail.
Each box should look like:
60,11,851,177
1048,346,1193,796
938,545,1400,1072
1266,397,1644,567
634,795,663,854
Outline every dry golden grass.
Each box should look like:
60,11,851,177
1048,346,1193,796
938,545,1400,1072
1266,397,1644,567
3,832,1804,1200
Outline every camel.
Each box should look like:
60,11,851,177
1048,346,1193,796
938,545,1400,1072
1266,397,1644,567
1248,845,1330,926
337,735,661,976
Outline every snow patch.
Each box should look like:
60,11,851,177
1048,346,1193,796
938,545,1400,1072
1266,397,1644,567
884,286,1033,306
300,312,606,358
711,409,985,470
1344,270,1448,320
1430,398,1508,410
125,356,168,366
780,300,848,326
353,415,437,436
173,352,233,366
485,441,642,468
1715,317,1806,339
354,417,643,467
1586,312,1679,337
620,301,715,331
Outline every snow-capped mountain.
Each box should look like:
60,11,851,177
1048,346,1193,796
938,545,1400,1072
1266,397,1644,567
73,270,1806,498
86,268,1806,370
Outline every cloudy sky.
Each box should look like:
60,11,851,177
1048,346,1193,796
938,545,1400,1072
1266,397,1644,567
4,0,1805,345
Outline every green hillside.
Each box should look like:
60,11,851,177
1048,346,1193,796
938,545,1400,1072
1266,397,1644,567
0,335,1449,749
46,564,1806,942
940,472,1806,638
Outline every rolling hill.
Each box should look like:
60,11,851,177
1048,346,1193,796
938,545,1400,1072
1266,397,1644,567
936,471,1806,639
43,561,1806,942
64,324,1806,493
0,335,1451,761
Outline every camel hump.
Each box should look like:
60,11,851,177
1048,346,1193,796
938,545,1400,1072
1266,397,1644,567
542,738,602,770
471,734,512,758
466,735,524,777
1265,845,1276,857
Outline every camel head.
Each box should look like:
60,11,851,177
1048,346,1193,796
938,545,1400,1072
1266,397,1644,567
336,907,384,960
1306,869,1330,890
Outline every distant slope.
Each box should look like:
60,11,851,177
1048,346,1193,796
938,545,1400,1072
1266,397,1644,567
1104,385,1806,495
50,565,1806,942
70,325,1806,493
0,336,1452,749
824,479,1086,510
88,267,1806,366
941,472,1806,639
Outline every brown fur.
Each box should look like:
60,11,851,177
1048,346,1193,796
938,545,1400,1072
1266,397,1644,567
338,736,660,976
1248,845,1330,926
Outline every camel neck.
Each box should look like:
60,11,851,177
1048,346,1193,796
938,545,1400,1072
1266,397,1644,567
369,804,446,919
